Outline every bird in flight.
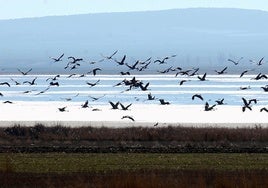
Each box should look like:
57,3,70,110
192,94,203,101
81,100,89,108
147,93,156,100
197,73,207,81
250,57,265,66
120,103,132,110
50,53,64,62
109,101,120,109
114,55,126,66
101,50,118,60
88,68,102,76
154,55,176,64
228,57,243,65
0,82,11,87
159,99,170,105
58,106,67,112
204,102,216,111
17,68,32,75
215,98,226,105
215,67,227,75
35,87,50,95
86,79,100,87
23,77,37,85
260,107,268,112
241,98,252,112
179,80,189,85
121,115,135,122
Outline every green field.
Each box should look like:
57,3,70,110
0,153,267,187
0,125,268,187
1,153,267,173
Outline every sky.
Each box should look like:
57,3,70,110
0,0,268,20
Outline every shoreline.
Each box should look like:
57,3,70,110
0,120,267,128
0,101,267,126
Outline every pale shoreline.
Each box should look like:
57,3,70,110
0,101,267,127
0,121,267,129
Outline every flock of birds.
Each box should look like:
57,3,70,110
1,50,268,122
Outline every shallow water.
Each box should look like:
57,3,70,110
0,74,267,106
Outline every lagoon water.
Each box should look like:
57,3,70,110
0,74,267,107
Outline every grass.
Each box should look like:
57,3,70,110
0,124,267,187
0,153,267,187
0,124,267,143
0,153,267,173
0,124,267,153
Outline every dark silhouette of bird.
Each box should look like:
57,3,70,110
215,67,227,74
10,78,20,85
101,50,118,59
35,87,50,95
215,98,226,105
46,75,60,81
121,115,135,121
260,107,268,112
23,77,37,85
175,69,191,77
240,70,248,78
67,73,76,78
249,98,258,104
153,122,159,127
157,66,176,74
147,93,156,100
192,94,203,101
0,82,10,87
139,61,152,71
159,99,170,105
114,55,126,66
139,82,150,91
120,103,132,110
189,68,200,76
197,73,207,81
58,106,67,112
3,100,13,104
154,55,176,64
88,68,102,76
61,93,79,101
261,85,268,92
70,64,79,70
154,57,168,64
68,56,83,63
253,73,267,80
81,100,89,108
250,57,264,66
49,81,59,87
50,53,64,62
109,101,120,109
204,102,216,111
17,68,32,75
92,108,101,111
23,90,34,94
125,61,139,70
242,98,252,112
120,71,130,75
86,79,100,87
179,80,189,85
228,57,243,65
89,95,105,101
240,86,251,90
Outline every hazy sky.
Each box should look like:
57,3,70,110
0,0,268,20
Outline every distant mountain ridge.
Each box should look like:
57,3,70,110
0,8,268,73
